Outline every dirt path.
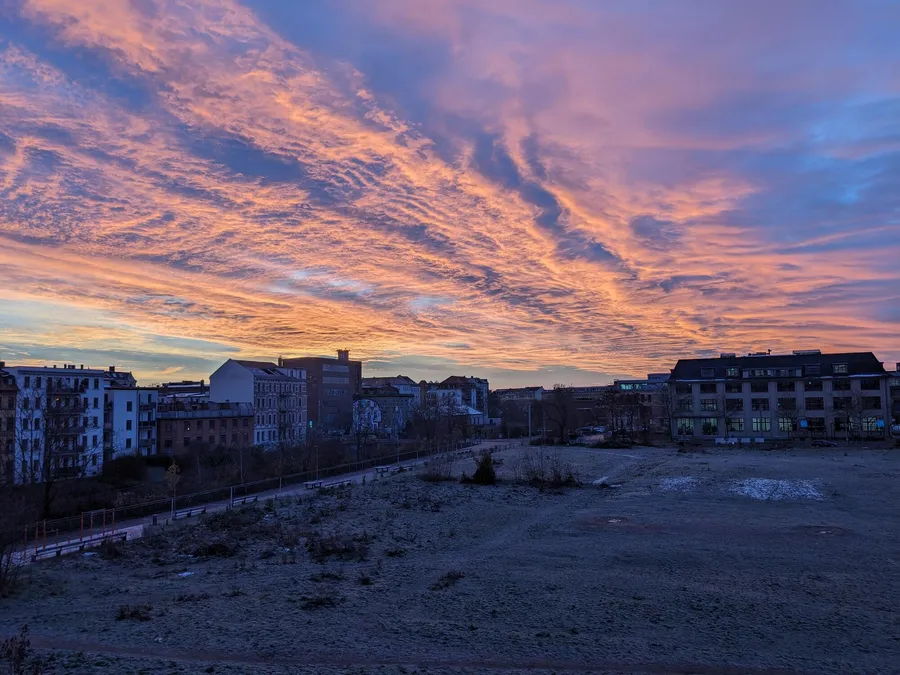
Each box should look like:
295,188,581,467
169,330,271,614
28,635,803,675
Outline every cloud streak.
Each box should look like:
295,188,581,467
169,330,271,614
1,0,898,384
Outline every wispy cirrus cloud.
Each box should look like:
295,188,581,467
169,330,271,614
0,0,898,385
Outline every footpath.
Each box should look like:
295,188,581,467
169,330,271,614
18,439,521,565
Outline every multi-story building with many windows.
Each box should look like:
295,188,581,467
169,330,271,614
1,363,107,482
103,372,159,459
0,366,17,484
156,401,254,454
210,359,306,448
279,351,360,433
669,351,891,441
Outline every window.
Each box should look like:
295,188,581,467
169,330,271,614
677,398,693,412
220,434,226,444
832,379,850,391
727,418,744,432
700,368,715,378
184,421,191,432
164,439,173,449
23,397,30,409
209,419,216,430
751,398,770,411
725,383,742,394
779,417,795,432
232,433,238,443
805,397,825,411
197,420,204,430
777,381,796,392
807,418,826,432
701,418,719,435
833,363,848,375
805,364,821,376
862,417,880,432
700,383,717,394
725,367,739,377
93,378,99,389
124,420,132,431
777,398,796,410
804,380,823,392
209,435,215,445
126,401,133,412
701,398,718,411
125,438,132,449
833,397,849,410
861,397,882,410
24,376,30,387
752,369,766,378
93,397,98,408
725,398,744,412
242,418,248,427
232,419,238,428
750,382,768,393
675,383,692,395
184,437,191,447
860,379,880,391
752,417,771,432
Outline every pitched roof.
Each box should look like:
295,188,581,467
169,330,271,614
670,352,885,380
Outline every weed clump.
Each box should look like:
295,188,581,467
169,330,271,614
461,451,497,485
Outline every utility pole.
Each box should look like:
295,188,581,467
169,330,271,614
528,401,532,439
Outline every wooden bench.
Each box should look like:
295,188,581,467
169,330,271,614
231,494,258,507
304,480,324,489
174,506,207,520
375,466,392,476
327,479,353,488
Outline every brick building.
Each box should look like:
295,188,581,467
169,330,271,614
279,350,360,434
669,350,891,441
156,401,254,454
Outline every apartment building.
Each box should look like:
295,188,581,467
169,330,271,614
494,386,545,403
0,363,107,482
104,382,158,459
210,359,306,448
279,350,361,433
157,379,209,404
669,350,891,441
361,375,422,406
0,367,16,484
429,375,490,417
156,401,254,454
355,384,417,438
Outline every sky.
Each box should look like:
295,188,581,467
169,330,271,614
1,0,899,387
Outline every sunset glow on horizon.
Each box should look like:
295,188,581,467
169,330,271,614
1,0,898,385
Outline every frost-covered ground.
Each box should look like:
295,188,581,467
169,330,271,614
3,445,898,675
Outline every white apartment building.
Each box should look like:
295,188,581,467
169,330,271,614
104,385,158,458
361,375,422,406
209,359,307,448
2,363,107,483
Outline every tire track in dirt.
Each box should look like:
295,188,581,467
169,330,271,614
25,635,805,674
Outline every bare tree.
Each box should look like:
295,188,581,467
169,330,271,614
15,381,102,519
545,385,573,443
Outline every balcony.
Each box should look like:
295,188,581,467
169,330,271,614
139,403,155,411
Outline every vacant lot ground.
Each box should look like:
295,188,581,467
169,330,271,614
2,445,898,674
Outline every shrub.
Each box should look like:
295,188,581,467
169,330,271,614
1,625,44,675
430,570,465,591
203,507,263,533
116,604,152,621
98,538,123,560
192,540,237,558
514,450,579,488
306,532,369,563
465,451,497,485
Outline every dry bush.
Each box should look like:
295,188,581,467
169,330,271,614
203,507,263,534
98,537,123,560
1,625,44,674
431,570,465,591
513,449,579,488
420,454,455,482
115,604,152,621
305,530,369,563
192,539,237,558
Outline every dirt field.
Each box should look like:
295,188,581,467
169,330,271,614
2,445,898,675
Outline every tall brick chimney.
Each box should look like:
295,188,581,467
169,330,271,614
337,349,349,362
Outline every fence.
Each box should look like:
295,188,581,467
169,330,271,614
20,438,480,552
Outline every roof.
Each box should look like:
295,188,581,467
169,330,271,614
232,359,302,380
440,375,488,386
670,352,886,380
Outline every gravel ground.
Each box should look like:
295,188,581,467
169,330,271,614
2,445,898,675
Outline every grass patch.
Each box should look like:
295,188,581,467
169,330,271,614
431,570,465,591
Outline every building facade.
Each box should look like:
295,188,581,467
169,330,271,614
494,386,545,403
104,385,158,459
157,379,209,404
0,367,17,484
355,384,417,437
279,350,361,433
361,375,422,407
210,359,306,448
1,364,107,482
430,376,490,417
669,351,891,441
157,401,254,454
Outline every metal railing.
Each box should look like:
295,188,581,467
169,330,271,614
20,438,483,550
